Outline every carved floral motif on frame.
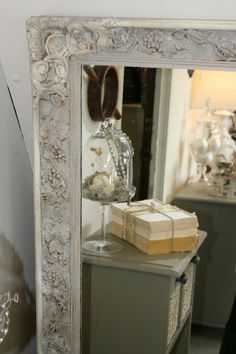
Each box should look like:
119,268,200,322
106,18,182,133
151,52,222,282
26,16,236,353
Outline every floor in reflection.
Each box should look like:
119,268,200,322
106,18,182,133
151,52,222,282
190,325,223,354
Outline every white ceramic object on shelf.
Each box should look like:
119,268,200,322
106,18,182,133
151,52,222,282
189,116,217,183
213,111,235,164
208,135,221,152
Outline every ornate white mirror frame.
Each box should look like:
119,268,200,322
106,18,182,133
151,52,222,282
26,17,236,353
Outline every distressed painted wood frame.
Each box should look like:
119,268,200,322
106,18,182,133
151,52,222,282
26,17,236,353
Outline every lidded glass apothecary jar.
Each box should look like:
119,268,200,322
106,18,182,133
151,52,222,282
213,110,235,166
82,118,135,254
189,105,217,184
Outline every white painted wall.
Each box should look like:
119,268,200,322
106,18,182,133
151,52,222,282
1,1,236,165
0,64,35,353
162,69,193,202
81,66,124,239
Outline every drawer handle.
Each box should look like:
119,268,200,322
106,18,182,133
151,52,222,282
191,255,200,265
177,274,188,285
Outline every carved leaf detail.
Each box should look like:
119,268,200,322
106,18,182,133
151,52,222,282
26,16,236,354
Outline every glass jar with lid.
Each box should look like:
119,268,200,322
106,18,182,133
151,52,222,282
82,118,135,253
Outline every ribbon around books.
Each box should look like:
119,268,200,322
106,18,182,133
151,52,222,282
122,202,194,247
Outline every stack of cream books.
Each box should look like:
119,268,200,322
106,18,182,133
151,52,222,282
111,199,199,255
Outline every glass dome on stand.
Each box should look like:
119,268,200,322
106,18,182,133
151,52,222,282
82,118,135,254
189,102,218,184
213,111,235,162
211,110,236,175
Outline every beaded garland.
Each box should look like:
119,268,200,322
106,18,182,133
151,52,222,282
82,119,135,204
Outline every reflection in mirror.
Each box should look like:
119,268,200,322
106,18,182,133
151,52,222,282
0,234,35,352
81,64,236,354
122,67,157,200
81,64,195,238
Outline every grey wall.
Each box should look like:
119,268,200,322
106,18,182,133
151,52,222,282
0,63,35,353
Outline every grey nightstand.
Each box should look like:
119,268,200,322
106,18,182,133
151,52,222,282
82,231,206,354
174,183,236,328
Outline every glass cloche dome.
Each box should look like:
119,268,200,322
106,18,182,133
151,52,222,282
82,118,135,254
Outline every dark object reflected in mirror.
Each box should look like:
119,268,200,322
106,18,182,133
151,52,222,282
122,67,157,200
86,65,121,122
0,234,36,352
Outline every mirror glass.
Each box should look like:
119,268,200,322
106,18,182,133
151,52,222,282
80,63,236,353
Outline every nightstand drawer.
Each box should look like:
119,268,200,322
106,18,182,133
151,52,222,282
167,281,181,345
167,261,195,346
180,262,194,323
